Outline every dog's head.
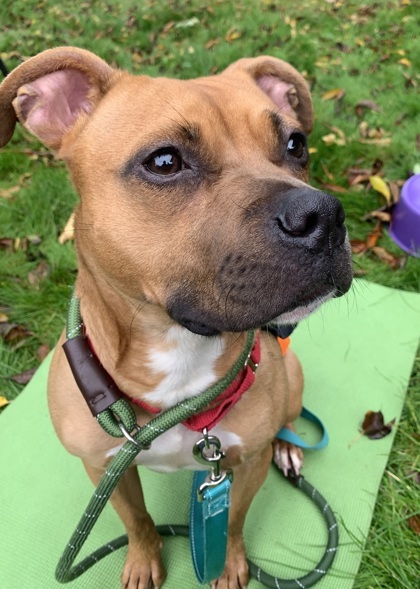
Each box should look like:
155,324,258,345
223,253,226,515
0,48,352,335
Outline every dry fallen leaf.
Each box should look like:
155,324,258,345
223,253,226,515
349,410,396,448
369,210,392,223
5,368,37,385
28,260,50,288
0,238,14,250
225,29,241,42
355,99,381,117
0,396,10,408
58,211,75,244
0,173,31,199
321,183,349,194
408,515,420,535
361,410,395,439
204,38,219,50
350,222,382,254
398,58,411,67
366,223,383,249
369,175,391,204
36,343,50,362
322,133,346,146
371,246,407,270
0,323,34,343
359,137,392,146
322,88,346,101
389,181,400,204
0,185,20,199
350,239,368,255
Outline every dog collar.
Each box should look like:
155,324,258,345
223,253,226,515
122,333,261,432
63,294,259,430
63,293,292,433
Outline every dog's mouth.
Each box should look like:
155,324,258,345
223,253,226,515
169,287,342,337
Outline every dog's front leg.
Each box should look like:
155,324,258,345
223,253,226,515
213,444,273,589
83,462,166,589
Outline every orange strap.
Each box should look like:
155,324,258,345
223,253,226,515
277,336,291,356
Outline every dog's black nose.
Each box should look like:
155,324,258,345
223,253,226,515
276,188,346,252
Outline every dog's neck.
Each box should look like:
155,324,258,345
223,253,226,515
75,270,247,410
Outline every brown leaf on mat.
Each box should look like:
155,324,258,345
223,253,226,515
407,515,420,535
361,410,396,440
5,368,37,385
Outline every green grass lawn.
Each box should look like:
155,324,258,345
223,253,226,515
1,1,419,587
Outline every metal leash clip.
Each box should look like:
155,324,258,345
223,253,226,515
192,428,233,501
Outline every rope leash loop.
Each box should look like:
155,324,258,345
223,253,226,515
56,471,338,587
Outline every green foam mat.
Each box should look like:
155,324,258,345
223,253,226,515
1,281,419,589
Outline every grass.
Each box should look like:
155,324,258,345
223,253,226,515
0,0,419,587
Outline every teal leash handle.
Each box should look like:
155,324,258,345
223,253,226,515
190,471,232,584
276,407,329,450
56,471,338,588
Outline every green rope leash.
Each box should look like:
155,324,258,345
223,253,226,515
56,472,338,587
56,292,339,587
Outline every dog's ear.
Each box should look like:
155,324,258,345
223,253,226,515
0,47,117,151
222,56,313,134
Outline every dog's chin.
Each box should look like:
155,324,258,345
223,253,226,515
273,291,336,326
171,289,338,337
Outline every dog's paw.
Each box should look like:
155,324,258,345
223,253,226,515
121,544,166,589
272,438,304,477
211,536,249,589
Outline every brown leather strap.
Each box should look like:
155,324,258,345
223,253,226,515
63,336,122,416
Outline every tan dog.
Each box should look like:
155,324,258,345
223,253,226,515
0,48,352,589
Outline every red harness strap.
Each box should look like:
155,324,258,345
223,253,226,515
124,334,262,432
88,330,289,433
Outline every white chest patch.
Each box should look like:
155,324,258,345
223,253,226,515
105,423,242,473
143,326,225,409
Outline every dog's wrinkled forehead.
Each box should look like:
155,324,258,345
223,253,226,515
0,48,313,155
82,75,301,167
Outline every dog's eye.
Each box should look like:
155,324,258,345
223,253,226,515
287,133,306,159
144,148,183,175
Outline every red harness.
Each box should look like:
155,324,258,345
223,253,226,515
121,333,290,432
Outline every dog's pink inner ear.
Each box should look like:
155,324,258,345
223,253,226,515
13,69,91,149
256,74,299,120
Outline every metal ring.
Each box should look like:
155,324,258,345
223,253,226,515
117,422,151,450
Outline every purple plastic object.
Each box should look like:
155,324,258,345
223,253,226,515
389,174,420,258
